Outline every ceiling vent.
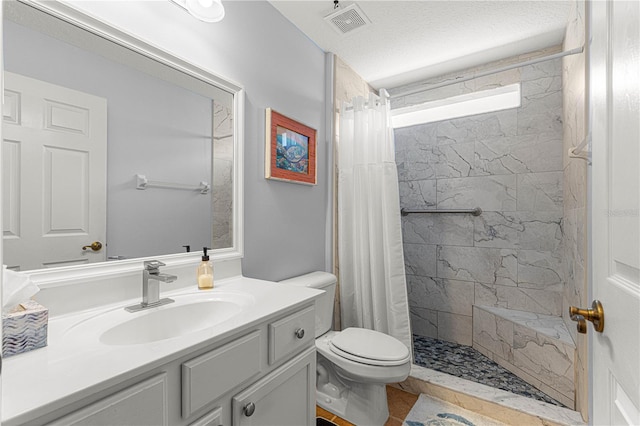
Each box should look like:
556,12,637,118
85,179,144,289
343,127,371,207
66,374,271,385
324,3,371,35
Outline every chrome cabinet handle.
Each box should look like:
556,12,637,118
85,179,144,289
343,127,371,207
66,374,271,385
295,328,305,339
243,402,256,417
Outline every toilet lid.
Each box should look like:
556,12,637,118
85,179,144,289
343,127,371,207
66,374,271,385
329,328,410,366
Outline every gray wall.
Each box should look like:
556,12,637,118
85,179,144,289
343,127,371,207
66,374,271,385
391,54,564,345
7,1,328,280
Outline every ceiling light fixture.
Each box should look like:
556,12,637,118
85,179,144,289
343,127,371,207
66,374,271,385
170,0,225,23
391,83,521,129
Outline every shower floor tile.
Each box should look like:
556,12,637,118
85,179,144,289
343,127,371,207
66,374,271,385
412,335,566,408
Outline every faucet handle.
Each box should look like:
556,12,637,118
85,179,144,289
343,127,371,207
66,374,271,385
144,260,166,271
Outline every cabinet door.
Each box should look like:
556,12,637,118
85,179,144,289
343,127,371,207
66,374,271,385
49,373,168,426
232,347,315,426
188,407,222,426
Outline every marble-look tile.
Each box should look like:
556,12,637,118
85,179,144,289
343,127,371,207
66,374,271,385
402,214,474,246
474,212,522,249
472,68,521,92
479,306,573,345
437,175,517,211
410,306,438,338
474,133,563,176
473,306,514,360
408,276,475,316
517,110,563,137
512,324,575,402
399,143,475,180
399,180,437,208
517,249,563,291
437,312,473,346
403,243,437,277
518,212,563,251
436,110,517,145
563,160,587,211
395,122,438,150
437,246,517,286
400,365,585,426
520,59,562,82
334,56,372,105
213,102,233,139
433,142,474,178
517,172,563,212
475,283,563,316
475,211,562,251
521,76,563,97
401,80,475,106
521,86,563,112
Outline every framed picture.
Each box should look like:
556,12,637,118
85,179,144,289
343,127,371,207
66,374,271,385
265,108,317,185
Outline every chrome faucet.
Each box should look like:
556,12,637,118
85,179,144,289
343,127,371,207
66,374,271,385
125,260,177,312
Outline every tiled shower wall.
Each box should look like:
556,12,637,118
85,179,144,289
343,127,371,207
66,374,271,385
391,50,564,346
212,102,233,249
562,0,588,420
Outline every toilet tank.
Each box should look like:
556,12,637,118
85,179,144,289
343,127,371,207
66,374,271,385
279,271,336,338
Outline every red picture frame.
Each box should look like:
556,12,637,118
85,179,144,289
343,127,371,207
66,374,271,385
265,108,317,185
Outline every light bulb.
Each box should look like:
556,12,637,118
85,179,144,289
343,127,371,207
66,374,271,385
185,0,225,22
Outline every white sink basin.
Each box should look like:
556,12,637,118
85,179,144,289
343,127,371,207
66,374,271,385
65,291,254,346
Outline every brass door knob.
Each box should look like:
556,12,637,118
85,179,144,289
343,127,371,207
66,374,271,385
82,241,103,252
569,300,604,333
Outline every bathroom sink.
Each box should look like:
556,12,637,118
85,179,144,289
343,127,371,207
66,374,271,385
101,299,242,345
64,292,254,346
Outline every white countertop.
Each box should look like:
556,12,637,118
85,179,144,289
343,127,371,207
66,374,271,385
2,275,320,425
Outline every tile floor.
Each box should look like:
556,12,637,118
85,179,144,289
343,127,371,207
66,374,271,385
412,335,565,407
316,386,418,426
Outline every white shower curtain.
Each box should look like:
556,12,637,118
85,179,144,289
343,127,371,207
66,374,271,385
337,90,412,350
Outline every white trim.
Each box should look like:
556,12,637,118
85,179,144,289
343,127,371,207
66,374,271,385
5,0,245,284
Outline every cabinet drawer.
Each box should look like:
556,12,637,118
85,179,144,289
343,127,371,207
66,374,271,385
182,330,262,419
268,306,314,365
50,373,168,426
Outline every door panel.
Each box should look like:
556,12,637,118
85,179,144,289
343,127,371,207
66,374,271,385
591,0,640,424
2,72,107,270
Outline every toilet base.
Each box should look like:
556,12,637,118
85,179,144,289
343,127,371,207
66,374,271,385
316,378,390,425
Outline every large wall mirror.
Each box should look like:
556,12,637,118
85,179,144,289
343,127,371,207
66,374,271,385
2,0,244,278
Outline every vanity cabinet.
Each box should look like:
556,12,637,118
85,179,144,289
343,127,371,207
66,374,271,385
49,374,169,426
38,304,316,426
232,347,315,426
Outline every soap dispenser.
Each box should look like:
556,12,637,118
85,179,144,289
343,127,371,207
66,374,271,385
197,247,213,290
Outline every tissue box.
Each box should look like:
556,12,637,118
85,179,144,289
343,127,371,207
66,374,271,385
2,300,48,357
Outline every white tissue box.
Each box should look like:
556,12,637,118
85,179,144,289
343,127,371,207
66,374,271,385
2,300,48,357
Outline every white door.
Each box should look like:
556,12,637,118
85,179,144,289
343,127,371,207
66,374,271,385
590,1,640,424
2,72,107,271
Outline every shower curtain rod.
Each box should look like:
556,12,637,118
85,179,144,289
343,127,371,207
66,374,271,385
389,46,584,99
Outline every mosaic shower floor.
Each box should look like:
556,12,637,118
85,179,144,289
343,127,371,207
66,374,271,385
412,335,565,408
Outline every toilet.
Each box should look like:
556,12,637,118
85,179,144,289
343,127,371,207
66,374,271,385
281,271,411,426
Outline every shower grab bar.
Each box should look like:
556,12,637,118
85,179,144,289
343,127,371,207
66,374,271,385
401,207,482,217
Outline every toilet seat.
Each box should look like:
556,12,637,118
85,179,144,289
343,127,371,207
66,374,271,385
329,328,410,367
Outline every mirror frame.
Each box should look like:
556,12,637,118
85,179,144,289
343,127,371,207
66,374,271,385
2,0,244,285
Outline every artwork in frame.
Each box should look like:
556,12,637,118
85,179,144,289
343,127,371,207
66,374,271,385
265,108,317,185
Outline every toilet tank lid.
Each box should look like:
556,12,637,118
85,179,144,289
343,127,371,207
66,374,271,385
279,271,337,289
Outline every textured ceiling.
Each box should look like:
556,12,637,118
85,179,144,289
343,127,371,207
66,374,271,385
269,1,572,89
